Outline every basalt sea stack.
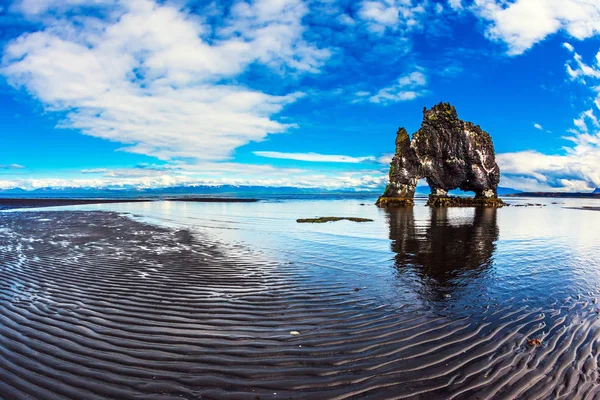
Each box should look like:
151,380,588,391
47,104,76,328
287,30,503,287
377,102,504,207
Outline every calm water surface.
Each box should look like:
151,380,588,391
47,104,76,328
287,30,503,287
63,196,600,308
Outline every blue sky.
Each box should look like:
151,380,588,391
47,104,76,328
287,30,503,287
1,0,600,191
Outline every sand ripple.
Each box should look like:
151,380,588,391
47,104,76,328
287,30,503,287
0,211,599,399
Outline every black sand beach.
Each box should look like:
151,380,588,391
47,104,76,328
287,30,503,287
1,210,600,399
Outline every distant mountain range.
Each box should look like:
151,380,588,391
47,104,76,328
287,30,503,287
3,184,599,199
0,185,381,198
0,184,524,198
507,190,600,198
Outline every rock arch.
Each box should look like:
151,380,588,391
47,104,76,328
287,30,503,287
377,103,501,207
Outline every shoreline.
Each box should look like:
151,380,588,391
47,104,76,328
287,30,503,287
0,197,259,210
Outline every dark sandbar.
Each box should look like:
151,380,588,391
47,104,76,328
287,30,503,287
0,198,152,210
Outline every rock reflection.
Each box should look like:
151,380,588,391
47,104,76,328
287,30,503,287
386,207,499,301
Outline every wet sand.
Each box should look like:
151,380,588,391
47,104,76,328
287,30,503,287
1,211,600,399
0,198,153,210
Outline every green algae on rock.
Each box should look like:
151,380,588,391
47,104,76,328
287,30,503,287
375,197,415,207
296,217,374,223
426,196,506,208
377,102,501,208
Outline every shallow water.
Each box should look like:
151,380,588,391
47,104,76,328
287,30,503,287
1,197,600,399
62,197,600,306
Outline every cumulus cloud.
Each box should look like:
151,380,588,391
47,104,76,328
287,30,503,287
254,151,376,163
473,0,600,55
1,0,328,163
534,123,543,130
365,71,428,104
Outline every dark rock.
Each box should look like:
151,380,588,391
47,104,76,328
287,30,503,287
377,103,501,207
296,217,373,223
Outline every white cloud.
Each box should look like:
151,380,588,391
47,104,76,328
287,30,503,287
357,0,428,34
473,0,600,55
366,71,427,104
499,109,600,191
1,0,329,163
563,42,575,52
534,123,543,130
565,49,600,82
448,0,462,11
377,154,394,164
254,151,376,163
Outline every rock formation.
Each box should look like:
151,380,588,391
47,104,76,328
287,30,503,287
377,102,503,207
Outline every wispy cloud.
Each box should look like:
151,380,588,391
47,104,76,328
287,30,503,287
356,71,428,104
0,164,25,169
81,163,183,177
254,151,376,163
534,123,543,130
